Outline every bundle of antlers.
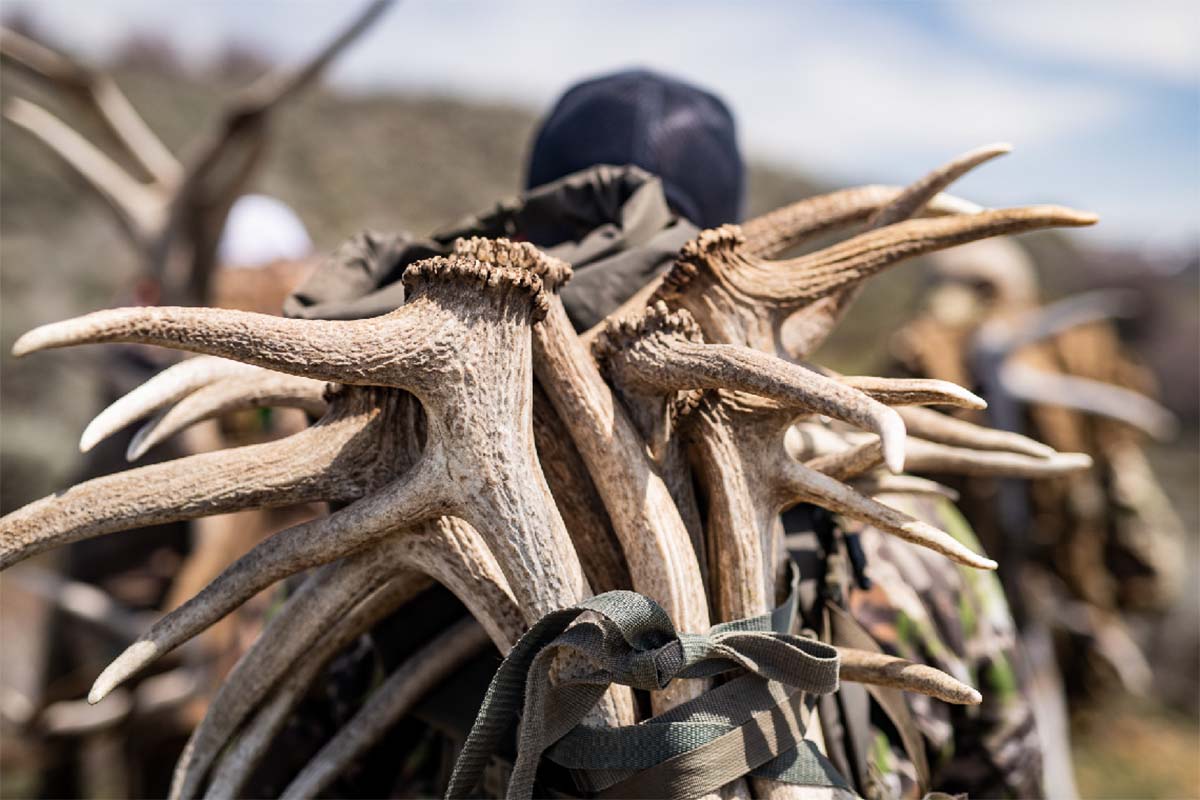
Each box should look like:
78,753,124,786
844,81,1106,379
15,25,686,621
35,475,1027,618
0,134,1104,797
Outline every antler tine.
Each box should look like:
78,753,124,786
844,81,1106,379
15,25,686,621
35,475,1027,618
0,399,380,570
836,376,986,410
15,256,551,395
234,0,395,114
907,437,1093,477
896,405,1055,458
0,27,180,185
81,356,259,453
850,473,960,501
838,647,982,705
279,619,491,800
171,554,398,800
749,206,1097,305
660,203,1095,361
3,97,165,242
14,306,385,381
197,571,428,800
605,148,999,352
740,185,982,259
866,143,1011,230
777,455,996,570
87,459,447,705
597,302,908,473
792,142,1008,333
127,371,328,460
997,363,1178,440
801,435,1092,481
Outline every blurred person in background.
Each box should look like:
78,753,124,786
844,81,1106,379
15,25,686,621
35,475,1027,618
892,237,1185,707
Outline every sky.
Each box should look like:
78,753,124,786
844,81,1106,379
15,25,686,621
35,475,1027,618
6,0,1199,256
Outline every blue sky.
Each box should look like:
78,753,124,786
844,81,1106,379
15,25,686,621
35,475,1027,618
7,0,1199,255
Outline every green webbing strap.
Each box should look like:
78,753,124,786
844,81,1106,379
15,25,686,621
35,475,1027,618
446,567,840,799
550,674,849,798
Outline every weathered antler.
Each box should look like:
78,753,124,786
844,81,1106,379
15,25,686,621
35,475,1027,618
198,570,429,799
2,385,394,567
657,206,1096,360
775,144,1016,356
595,302,910,473
80,356,260,452
801,433,1092,482
594,303,986,800
593,305,996,622
170,518,521,800
8,257,636,730
126,368,327,460
0,26,180,184
895,405,1055,458
453,237,712,714
739,184,981,259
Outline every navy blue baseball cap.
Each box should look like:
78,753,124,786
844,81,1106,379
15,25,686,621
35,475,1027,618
526,68,744,229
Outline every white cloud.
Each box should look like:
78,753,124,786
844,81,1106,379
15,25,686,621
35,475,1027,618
950,1,1200,84
320,3,1126,177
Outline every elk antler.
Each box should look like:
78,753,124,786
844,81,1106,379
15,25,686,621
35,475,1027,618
0,26,180,184
656,169,1095,359
453,237,712,715
126,368,327,460
2,2,393,304
9,257,636,729
593,304,998,611
169,517,521,800
198,570,429,799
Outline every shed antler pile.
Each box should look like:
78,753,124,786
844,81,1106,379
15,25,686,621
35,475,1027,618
2,146,1099,797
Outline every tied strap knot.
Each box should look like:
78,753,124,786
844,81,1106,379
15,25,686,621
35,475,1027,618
448,567,841,799
675,630,840,693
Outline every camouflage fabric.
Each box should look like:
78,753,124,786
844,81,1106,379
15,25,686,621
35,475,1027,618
836,495,1042,800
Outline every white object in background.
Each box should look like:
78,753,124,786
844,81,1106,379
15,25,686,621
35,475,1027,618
217,194,314,269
